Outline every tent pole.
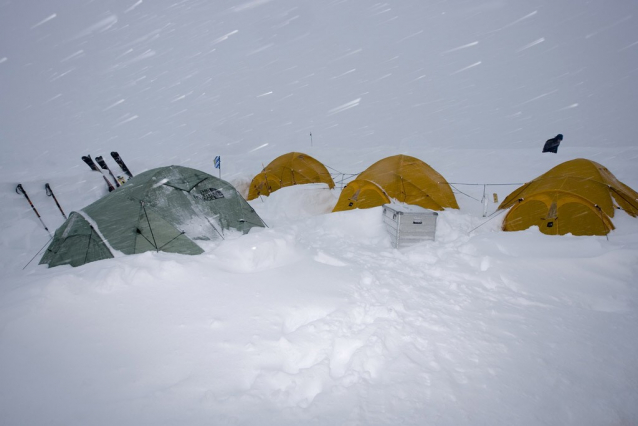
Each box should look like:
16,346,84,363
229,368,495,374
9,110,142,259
140,201,159,251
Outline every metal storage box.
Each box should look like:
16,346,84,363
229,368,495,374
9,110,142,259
382,204,438,248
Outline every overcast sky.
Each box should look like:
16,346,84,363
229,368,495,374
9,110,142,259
1,0,637,177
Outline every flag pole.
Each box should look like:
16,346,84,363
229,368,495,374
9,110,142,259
214,156,221,178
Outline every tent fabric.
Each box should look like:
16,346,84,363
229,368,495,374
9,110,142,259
333,154,459,212
40,212,114,268
41,165,266,267
247,152,335,200
499,158,638,236
332,179,391,211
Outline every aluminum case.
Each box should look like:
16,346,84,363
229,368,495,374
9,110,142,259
382,204,438,248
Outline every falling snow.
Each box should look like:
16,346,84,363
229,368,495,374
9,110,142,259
1,0,638,425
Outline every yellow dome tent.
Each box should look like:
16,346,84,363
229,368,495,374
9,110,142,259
499,158,638,236
247,152,335,200
333,154,459,212
333,179,391,211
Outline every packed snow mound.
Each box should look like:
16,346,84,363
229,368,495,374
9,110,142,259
210,228,305,273
249,183,339,227
3,200,638,425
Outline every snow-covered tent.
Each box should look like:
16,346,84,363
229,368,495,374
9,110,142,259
333,154,459,212
247,152,335,200
40,165,266,267
499,158,638,236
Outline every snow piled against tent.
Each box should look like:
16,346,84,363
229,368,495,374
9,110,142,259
2,177,638,425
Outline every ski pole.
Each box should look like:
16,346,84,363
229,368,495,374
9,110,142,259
16,184,52,237
45,183,67,219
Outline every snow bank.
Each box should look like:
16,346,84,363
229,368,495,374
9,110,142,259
3,183,638,425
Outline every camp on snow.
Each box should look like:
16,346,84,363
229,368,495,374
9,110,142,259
332,154,459,212
247,152,335,200
499,158,638,236
40,165,266,268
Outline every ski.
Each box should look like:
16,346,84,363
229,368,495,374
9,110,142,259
110,151,133,177
95,156,121,188
16,184,52,236
82,155,100,171
45,183,67,219
82,155,115,192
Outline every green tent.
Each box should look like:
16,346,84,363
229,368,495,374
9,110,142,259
40,165,266,268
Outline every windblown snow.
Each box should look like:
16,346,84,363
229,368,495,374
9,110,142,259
1,0,637,425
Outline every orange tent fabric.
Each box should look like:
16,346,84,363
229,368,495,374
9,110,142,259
333,155,458,212
247,152,335,200
499,158,638,235
332,179,391,211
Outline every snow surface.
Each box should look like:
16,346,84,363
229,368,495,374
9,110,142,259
1,1,638,425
